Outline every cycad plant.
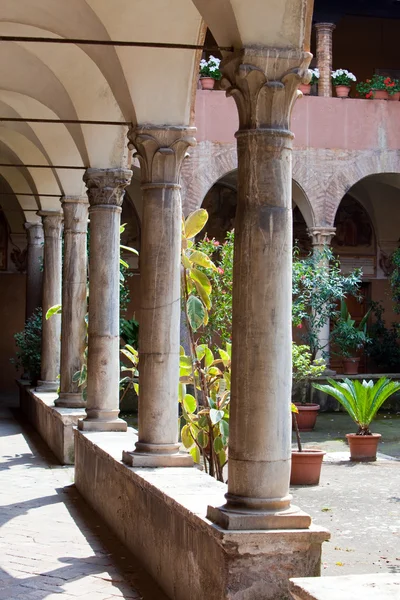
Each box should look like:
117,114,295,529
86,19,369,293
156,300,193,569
313,377,400,435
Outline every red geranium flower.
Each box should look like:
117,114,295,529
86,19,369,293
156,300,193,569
217,267,224,275
213,240,220,247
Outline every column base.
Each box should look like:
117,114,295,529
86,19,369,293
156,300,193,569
122,450,193,468
36,380,58,393
207,502,312,531
55,392,85,408
78,417,127,432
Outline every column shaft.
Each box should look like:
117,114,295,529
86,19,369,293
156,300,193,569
25,222,44,320
207,50,312,530
36,212,63,392
78,168,132,432
123,126,195,467
316,23,335,97
56,198,88,408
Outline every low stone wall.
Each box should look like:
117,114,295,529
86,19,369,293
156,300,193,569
75,429,330,600
18,381,85,464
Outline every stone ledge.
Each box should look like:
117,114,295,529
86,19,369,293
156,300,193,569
18,382,85,464
75,429,330,600
290,573,400,600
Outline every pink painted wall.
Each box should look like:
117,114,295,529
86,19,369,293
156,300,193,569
195,91,400,151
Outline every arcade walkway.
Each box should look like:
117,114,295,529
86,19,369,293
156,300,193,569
0,407,167,600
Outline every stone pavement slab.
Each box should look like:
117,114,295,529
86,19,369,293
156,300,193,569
290,573,400,600
0,408,168,600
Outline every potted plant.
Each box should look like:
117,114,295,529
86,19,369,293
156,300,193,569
331,301,370,374
292,343,326,431
331,69,357,98
388,78,400,101
357,74,392,100
299,68,319,95
313,377,400,461
291,403,325,485
199,56,222,90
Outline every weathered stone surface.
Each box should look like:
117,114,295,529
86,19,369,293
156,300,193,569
79,169,132,432
290,574,400,600
24,222,44,320
75,429,330,600
36,211,63,393
56,197,88,409
125,127,195,465
18,382,84,464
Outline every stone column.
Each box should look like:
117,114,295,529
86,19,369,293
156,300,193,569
315,23,335,97
78,168,132,431
36,211,63,392
55,197,88,408
308,226,337,365
122,127,195,467
207,50,313,530
25,222,44,320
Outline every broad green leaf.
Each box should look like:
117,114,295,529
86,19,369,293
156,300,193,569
213,436,224,453
182,254,191,269
198,414,209,428
183,394,197,414
219,420,229,437
190,445,200,463
72,370,81,383
194,280,211,310
187,295,206,332
184,209,208,239
197,430,209,448
226,343,232,358
208,366,222,376
218,449,227,467
120,244,139,255
189,268,212,295
179,355,192,367
219,349,230,367
180,346,186,356
196,344,207,361
45,304,62,320
178,383,186,401
120,258,129,269
133,383,139,395
204,347,214,368
189,250,218,272
210,408,224,425
181,424,193,449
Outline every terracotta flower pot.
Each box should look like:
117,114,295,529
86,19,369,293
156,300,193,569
291,449,325,486
299,83,311,95
293,403,320,432
335,85,350,98
388,92,400,101
346,433,381,461
372,89,388,100
342,357,360,375
200,77,215,90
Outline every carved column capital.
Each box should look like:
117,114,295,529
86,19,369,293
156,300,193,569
315,22,336,34
37,211,63,239
220,49,312,131
61,196,89,234
308,226,336,248
83,168,132,208
128,126,196,186
25,221,44,246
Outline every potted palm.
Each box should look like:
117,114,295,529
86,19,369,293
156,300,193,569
292,343,326,431
199,56,222,90
331,301,370,374
313,377,400,461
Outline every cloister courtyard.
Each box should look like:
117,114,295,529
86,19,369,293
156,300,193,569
1,1,400,599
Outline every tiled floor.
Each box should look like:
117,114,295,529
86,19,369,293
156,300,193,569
0,408,168,600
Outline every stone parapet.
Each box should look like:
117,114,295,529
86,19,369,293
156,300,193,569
75,429,330,600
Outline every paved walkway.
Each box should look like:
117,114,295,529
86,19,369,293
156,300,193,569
0,408,167,600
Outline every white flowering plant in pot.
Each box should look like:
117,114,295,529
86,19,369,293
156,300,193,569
310,68,320,85
199,56,222,81
331,69,357,87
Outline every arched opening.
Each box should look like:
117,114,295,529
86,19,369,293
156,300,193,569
332,174,400,372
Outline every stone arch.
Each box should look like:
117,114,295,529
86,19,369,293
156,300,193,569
321,153,400,226
292,179,315,228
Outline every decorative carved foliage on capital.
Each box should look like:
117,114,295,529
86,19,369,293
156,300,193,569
83,168,132,208
128,126,196,186
220,49,312,131
38,211,63,240
308,226,337,247
25,222,44,246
